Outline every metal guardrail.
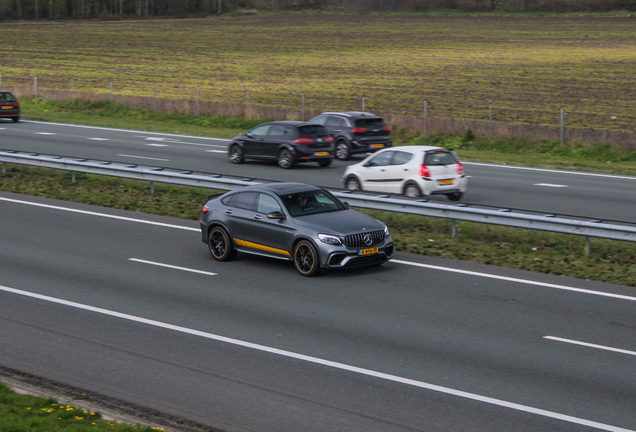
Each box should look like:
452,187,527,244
2,149,636,254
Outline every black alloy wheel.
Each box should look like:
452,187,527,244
12,116,19,123
208,227,237,261
335,140,350,161
294,241,319,276
447,192,463,201
229,145,244,164
278,148,294,169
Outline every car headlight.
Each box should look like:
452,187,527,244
383,223,390,238
318,233,343,246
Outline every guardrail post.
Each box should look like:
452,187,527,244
71,172,75,183
452,220,457,237
586,236,591,256
2,162,5,174
150,181,155,194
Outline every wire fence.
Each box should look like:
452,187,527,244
2,73,636,146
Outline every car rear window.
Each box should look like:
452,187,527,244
298,125,329,137
355,118,385,128
424,150,457,166
0,93,17,102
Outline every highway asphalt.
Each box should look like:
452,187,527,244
1,191,635,432
1,119,635,222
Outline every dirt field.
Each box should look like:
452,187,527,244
2,13,636,139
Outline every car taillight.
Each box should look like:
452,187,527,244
326,136,333,142
351,127,367,133
420,165,431,177
294,138,313,143
202,205,209,214
383,126,391,132
456,161,464,175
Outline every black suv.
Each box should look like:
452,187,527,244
0,91,20,123
309,112,392,160
228,121,334,169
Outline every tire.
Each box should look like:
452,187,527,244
293,240,320,277
335,140,351,161
318,159,332,168
229,144,244,164
278,148,294,169
447,192,463,201
12,116,19,123
404,182,422,198
208,227,237,261
345,176,362,191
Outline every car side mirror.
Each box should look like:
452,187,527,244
246,133,253,138
267,211,285,220
343,202,350,209
364,162,371,167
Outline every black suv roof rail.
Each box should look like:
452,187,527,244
321,111,378,118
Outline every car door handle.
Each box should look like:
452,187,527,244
226,209,233,214
334,130,342,132
253,215,262,220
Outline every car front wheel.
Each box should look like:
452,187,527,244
294,241,320,276
278,148,294,169
335,140,350,161
229,145,244,164
208,227,237,261
345,176,362,191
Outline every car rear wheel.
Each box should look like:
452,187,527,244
335,140,350,161
208,227,237,261
404,182,422,197
345,176,362,191
229,145,244,164
318,159,332,168
447,192,463,201
294,241,320,277
12,116,19,123
278,148,294,169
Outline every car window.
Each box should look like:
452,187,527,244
310,116,328,125
249,125,270,137
391,151,413,166
367,151,393,167
298,125,329,137
355,118,385,128
268,124,289,136
424,150,457,166
226,192,257,210
0,93,17,102
325,116,347,127
257,193,282,214
280,190,344,217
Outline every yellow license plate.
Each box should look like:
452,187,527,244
1,106,13,109
371,144,384,148
359,247,379,256
439,179,454,185
314,152,329,156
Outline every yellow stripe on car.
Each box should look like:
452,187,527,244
234,238,290,256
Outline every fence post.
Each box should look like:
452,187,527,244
301,93,305,121
246,89,250,108
34,76,38,99
423,100,428,135
110,81,113,105
489,103,493,139
362,95,366,112
196,86,200,116
560,107,564,144
0,74,2,89
153,84,156,112
71,79,74,99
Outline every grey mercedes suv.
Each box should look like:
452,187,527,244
200,182,394,276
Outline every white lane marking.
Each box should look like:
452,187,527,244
0,285,632,432
534,183,568,188
0,197,199,232
205,150,227,153
391,260,636,302
117,154,170,162
22,120,231,141
129,258,217,276
2,197,634,304
35,132,56,135
144,137,228,149
463,161,636,181
545,336,636,357
145,144,169,147
88,138,109,141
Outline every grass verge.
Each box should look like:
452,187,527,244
2,163,635,287
0,383,163,432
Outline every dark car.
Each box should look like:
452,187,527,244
309,111,392,161
228,121,335,169
0,91,20,123
200,182,394,276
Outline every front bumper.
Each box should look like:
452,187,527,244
317,238,394,269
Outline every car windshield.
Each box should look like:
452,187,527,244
279,189,344,217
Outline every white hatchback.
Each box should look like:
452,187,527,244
342,145,468,201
